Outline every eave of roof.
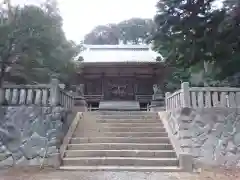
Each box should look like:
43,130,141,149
76,61,166,68
75,44,164,63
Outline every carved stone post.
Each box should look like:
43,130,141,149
165,92,171,111
77,84,84,96
0,87,4,105
74,84,87,112
181,82,190,108
50,76,60,106
150,84,165,111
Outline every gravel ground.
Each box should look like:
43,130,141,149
0,167,240,180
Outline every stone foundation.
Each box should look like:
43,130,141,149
161,108,240,168
0,106,70,168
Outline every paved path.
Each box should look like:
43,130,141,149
0,168,239,180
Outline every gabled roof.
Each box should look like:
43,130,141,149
75,44,163,62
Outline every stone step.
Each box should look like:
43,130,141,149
62,157,179,166
102,132,168,137
102,127,166,132
99,122,164,127
89,111,158,115
99,101,140,111
97,119,161,123
97,115,159,117
67,143,173,150
64,150,177,158
73,132,168,138
59,165,182,172
97,116,159,120
70,137,170,144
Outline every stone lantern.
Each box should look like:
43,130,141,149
150,84,165,111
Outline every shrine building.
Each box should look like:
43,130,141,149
75,44,167,111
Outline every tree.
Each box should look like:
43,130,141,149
118,18,155,44
212,0,240,80
84,18,155,45
0,1,81,87
84,24,119,45
152,0,236,88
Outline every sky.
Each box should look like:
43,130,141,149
58,0,158,43
4,0,158,43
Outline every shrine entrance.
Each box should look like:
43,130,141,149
75,62,168,110
104,78,135,101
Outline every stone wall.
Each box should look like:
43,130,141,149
162,108,240,168
0,106,69,168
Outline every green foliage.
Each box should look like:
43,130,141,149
152,0,240,87
84,24,119,45
0,1,81,85
84,18,155,45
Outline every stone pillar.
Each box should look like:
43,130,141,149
0,87,5,105
50,77,60,106
150,84,165,111
165,92,171,111
77,84,84,96
181,82,190,108
74,84,87,112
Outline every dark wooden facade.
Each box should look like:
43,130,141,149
76,62,168,105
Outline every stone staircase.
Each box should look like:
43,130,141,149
60,111,181,171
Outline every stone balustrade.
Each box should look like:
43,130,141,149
59,89,75,109
2,85,51,106
166,82,240,111
0,78,85,110
165,89,183,111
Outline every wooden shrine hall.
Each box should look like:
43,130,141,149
75,44,167,110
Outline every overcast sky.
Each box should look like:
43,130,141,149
3,0,223,43
59,0,158,43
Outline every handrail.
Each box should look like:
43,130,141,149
3,84,51,89
190,87,240,92
3,86,51,105
60,89,74,99
60,112,82,159
59,89,75,109
166,82,240,111
167,89,182,99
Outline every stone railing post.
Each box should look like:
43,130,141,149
165,92,171,111
181,82,190,108
0,87,4,105
50,77,60,106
